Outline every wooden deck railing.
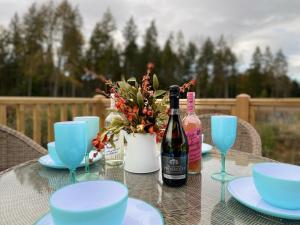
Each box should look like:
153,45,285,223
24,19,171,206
0,94,299,145
0,95,108,144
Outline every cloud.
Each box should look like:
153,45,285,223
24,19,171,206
0,0,299,80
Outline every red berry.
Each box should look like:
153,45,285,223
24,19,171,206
99,142,105,149
148,126,154,134
142,108,147,114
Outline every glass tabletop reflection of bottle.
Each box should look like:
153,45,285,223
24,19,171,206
161,86,202,187
104,94,124,166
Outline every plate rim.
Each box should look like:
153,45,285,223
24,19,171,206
228,176,300,220
34,197,164,225
202,143,213,154
38,151,102,169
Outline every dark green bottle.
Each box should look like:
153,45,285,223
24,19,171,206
161,85,189,187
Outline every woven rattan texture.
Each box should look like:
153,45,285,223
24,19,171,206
1,150,299,225
197,114,262,156
0,124,47,171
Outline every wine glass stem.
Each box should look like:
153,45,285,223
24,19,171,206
70,169,76,183
85,152,90,173
221,152,226,174
221,181,226,202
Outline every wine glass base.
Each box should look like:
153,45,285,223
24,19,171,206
77,172,100,182
105,159,123,166
211,172,234,182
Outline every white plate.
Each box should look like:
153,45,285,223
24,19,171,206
228,176,300,220
35,198,164,225
202,143,213,154
38,151,102,169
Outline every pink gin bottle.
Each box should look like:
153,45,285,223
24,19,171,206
182,92,202,174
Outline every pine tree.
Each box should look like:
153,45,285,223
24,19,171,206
183,41,198,82
211,36,236,98
43,2,57,95
7,14,25,95
122,16,139,77
160,33,179,88
55,0,84,96
0,26,10,95
175,31,185,79
261,46,274,96
139,20,160,76
197,38,214,97
23,3,48,96
223,47,237,97
247,46,263,97
251,46,263,72
87,8,120,85
273,49,290,97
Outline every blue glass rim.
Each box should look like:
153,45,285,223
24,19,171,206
47,142,55,147
74,116,99,120
54,121,87,126
211,115,237,119
253,162,300,182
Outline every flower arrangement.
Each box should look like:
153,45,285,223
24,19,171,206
92,63,195,157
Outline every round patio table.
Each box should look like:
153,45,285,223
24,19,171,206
1,150,299,225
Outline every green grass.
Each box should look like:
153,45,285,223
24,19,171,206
256,111,300,165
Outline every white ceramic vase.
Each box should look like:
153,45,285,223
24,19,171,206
123,133,160,173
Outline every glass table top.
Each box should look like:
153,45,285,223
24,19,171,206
0,150,299,225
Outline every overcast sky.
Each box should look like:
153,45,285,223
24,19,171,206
0,0,299,80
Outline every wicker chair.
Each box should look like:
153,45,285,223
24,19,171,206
0,124,47,171
199,114,262,156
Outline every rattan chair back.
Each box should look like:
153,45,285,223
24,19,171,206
197,114,262,156
0,124,47,171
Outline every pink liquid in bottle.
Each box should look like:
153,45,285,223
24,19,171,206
183,92,202,174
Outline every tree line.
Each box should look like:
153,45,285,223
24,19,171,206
0,0,299,98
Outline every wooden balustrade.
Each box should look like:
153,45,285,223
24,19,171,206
0,94,299,145
0,95,108,144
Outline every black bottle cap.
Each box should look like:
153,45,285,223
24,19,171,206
169,85,180,109
169,85,180,97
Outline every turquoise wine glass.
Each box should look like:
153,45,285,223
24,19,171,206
54,121,87,183
74,116,100,181
211,115,237,182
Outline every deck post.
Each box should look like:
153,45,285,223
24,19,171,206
235,94,250,122
93,95,109,131
0,105,7,125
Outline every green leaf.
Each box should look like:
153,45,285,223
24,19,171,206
153,74,159,90
117,81,131,90
154,90,166,98
110,116,125,127
100,130,109,141
137,89,144,108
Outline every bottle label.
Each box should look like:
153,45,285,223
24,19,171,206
187,92,195,113
105,144,119,156
105,134,120,156
186,128,202,163
162,155,187,180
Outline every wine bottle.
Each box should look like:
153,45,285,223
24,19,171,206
183,92,202,174
161,85,189,187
